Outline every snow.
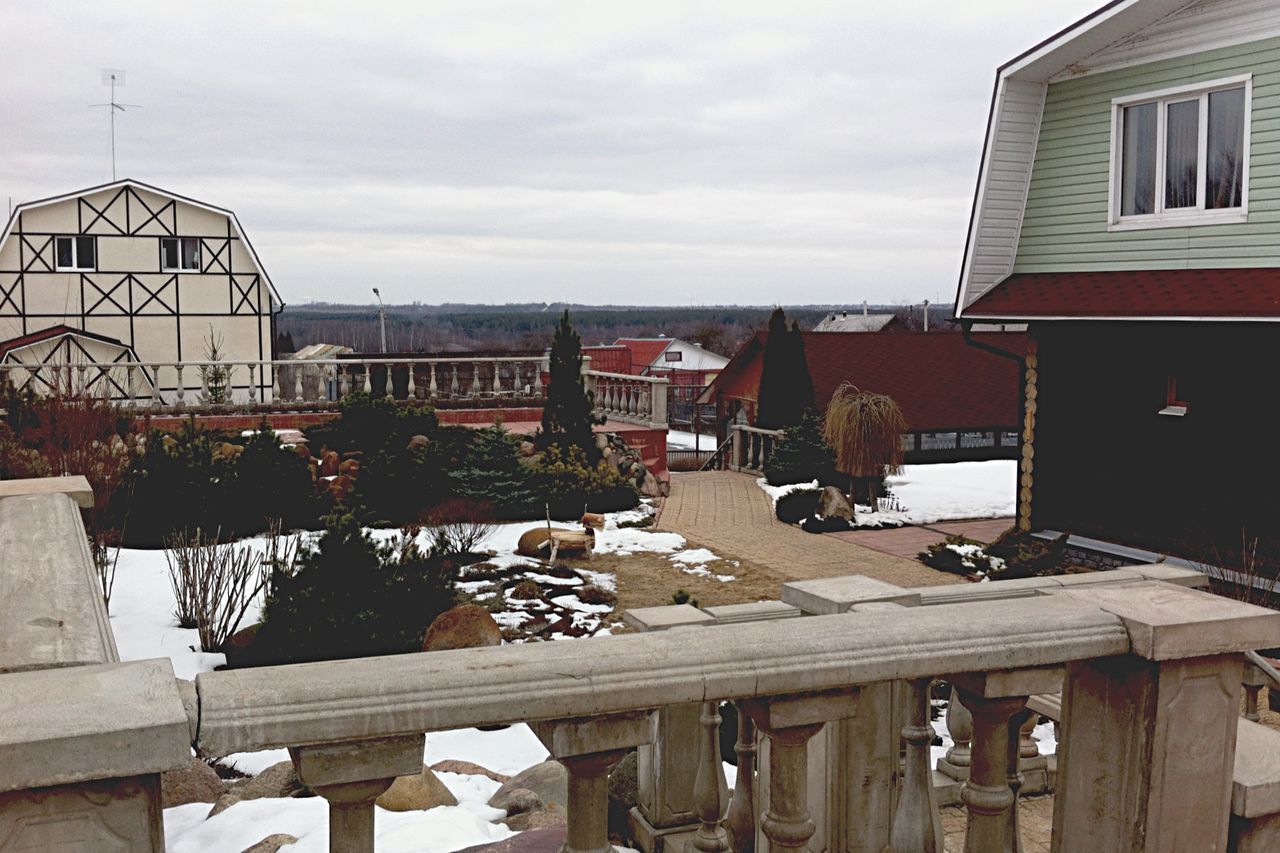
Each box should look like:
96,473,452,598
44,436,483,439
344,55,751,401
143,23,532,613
666,430,716,451
756,460,1016,528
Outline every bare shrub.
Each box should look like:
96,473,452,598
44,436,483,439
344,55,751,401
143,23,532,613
89,529,122,610
424,499,497,556
1194,529,1279,609
165,524,296,652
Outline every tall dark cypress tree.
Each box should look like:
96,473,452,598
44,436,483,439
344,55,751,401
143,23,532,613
755,308,790,429
790,320,816,414
539,311,597,457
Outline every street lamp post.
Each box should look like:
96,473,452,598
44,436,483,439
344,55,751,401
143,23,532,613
372,287,387,354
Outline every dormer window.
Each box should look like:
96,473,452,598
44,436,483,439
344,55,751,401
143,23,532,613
1110,75,1250,230
54,236,96,271
161,237,201,272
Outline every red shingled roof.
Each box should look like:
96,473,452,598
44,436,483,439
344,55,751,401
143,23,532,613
962,269,1280,320
703,331,1026,431
613,338,673,373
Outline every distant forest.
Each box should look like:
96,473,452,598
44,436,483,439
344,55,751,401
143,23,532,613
275,302,954,357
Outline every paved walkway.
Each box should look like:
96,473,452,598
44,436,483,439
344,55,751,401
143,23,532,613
828,517,1014,561
658,472,953,588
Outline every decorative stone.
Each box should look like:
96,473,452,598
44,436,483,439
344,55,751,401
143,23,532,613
375,765,458,812
242,833,300,853
318,450,340,477
494,786,544,816
816,486,853,521
429,760,509,783
208,761,306,816
489,761,569,812
160,756,226,808
501,803,567,832
408,434,430,450
423,605,502,652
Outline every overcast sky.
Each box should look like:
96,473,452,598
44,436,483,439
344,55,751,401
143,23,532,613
2,1,1100,307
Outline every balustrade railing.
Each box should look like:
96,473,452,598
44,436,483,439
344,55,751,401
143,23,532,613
584,369,669,427
0,356,550,409
3,475,1279,853
728,424,784,473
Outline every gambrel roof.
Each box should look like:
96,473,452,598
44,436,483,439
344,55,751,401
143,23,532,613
0,178,283,308
954,0,1280,320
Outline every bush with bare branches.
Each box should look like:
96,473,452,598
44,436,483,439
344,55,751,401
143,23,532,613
423,499,497,556
165,524,297,652
1193,529,1280,610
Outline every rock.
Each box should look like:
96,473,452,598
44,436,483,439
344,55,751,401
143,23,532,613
242,834,299,853
501,802,566,831
516,527,570,557
519,441,536,456
817,486,854,521
423,604,502,652
338,458,361,478
326,474,355,501
488,761,568,813
493,786,543,816
207,761,305,817
318,450,340,477
212,442,244,462
161,756,226,808
640,472,662,498
580,512,606,529
408,434,430,450
219,622,264,669
375,765,458,812
161,434,178,452
454,827,566,853
594,433,610,450
429,760,509,784
608,751,638,809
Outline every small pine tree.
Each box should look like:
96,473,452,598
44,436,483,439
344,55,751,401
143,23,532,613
539,311,597,458
764,408,836,486
199,326,231,405
449,424,539,519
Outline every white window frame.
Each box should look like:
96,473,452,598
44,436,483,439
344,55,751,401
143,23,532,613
1108,74,1252,232
54,235,96,271
161,236,202,272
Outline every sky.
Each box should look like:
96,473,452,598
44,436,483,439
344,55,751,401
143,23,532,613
1,1,1102,307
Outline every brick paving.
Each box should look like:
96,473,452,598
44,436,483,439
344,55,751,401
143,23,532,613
658,471,953,587
827,517,1015,560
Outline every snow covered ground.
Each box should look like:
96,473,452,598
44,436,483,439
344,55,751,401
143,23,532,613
666,429,717,451
109,508,724,851
756,460,1016,527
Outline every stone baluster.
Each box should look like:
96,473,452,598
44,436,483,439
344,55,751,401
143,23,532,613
329,364,341,402
958,690,1025,853
1243,663,1266,723
174,364,186,406
75,363,87,396
492,360,502,394
640,385,651,419
273,363,284,403
890,677,944,853
1017,711,1038,759
940,683,972,780
248,363,259,404
362,364,372,395
743,688,859,852
289,734,423,853
533,360,544,396
294,362,305,402
428,361,438,399
1006,708,1033,853
450,363,460,396
532,712,655,853
384,364,395,401
470,361,482,397
725,702,757,853
691,702,730,852
125,364,139,407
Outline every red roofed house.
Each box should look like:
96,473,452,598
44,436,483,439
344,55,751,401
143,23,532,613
697,331,1026,464
954,0,1280,560
590,337,730,386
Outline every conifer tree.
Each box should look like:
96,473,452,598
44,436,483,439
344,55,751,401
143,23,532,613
756,310,813,430
539,311,597,458
449,424,538,519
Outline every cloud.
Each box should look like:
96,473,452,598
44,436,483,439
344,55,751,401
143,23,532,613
0,0,1102,305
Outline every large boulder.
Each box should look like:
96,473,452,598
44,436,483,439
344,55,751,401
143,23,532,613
375,765,458,812
318,450,340,477
488,761,568,813
408,434,430,450
516,527,571,557
501,802,566,832
219,622,265,669
455,828,567,853
423,604,502,652
430,760,510,784
639,472,662,498
207,761,306,817
817,486,854,522
161,756,226,808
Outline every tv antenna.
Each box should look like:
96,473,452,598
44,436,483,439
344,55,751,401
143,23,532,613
90,70,141,181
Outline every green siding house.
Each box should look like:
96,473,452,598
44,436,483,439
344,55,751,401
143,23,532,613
954,0,1280,564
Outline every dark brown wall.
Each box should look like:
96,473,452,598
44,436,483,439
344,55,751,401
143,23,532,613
1030,322,1279,559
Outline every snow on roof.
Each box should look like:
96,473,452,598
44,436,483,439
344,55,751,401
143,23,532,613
813,313,898,332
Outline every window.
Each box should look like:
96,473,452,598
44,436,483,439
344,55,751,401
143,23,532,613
663,350,683,362
1110,75,1251,229
54,236,96,271
161,237,201,271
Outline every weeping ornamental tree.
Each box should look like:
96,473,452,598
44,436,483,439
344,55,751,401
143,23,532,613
539,311,597,459
822,383,906,511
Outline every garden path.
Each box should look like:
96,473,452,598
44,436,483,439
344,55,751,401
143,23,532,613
658,471,952,588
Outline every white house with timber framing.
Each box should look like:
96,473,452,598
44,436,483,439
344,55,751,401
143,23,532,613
0,179,283,402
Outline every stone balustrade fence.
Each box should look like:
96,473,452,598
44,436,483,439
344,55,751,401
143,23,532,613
2,475,1278,852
